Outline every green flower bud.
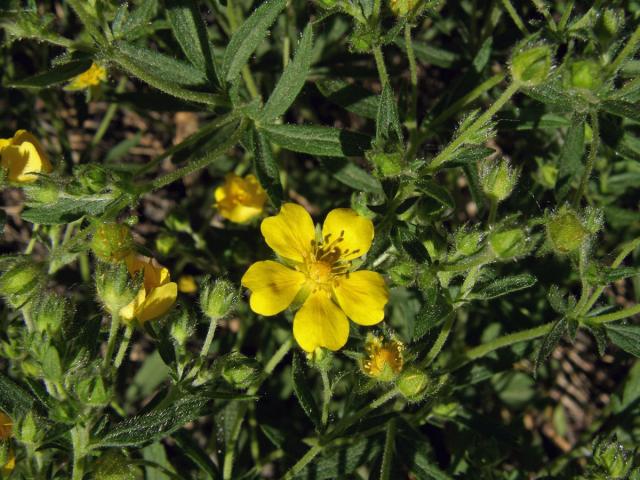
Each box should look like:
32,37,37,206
24,179,59,204
31,292,69,334
488,228,527,259
0,260,42,296
546,208,587,254
16,411,38,445
595,9,624,47
91,223,134,263
95,451,140,480
368,151,403,177
221,353,261,389
155,233,177,256
397,367,429,402
389,261,416,286
454,228,483,256
566,60,602,91
511,45,552,86
95,262,136,314
170,309,195,346
389,0,418,16
349,25,375,53
535,160,558,189
480,158,518,202
593,437,633,478
200,278,237,320
75,164,108,193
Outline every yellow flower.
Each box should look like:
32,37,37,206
178,274,198,294
0,130,52,183
66,62,107,90
361,334,404,382
120,254,177,324
0,412,15,474
241,203,389,352
214,173,267,223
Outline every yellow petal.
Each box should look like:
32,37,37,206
260,203,315,262
293,292,349,352
333,270,388,326
220,204,264,223
0,142,47,183
12,130,51,172
241,260,305,315
0,138,10,150
120,287,146,322
137,282,178,323
322,208,374,260
125,254,170,291
178,275,198,294
214,173,266,223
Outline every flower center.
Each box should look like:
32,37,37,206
307,261,333,284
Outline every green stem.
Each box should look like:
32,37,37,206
200,316,218,359
320,369,331,428
421,313,455,368
529,0,557,31
488,198,498,225
427,81,519,171
380,419,396,480
589,304,640,325
114,325,133,369
102,312,121,370
373,46,390,87
70,426,86,480
404,23,419,133
501,0,529,35
91,77,127,147
573,110,599,206
608,24,640,76
147,119,247,192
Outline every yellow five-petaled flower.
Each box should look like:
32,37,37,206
0,130,52,183
214,173,267,223
0,412,15,475
120,254,178,324
66,62,107,91
242,203,389,352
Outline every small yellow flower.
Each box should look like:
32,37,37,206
120,254,177,324
242,203,389,352
214,173,267,223
178,274,198,294
361,334,404,381
0,412,15,474
66,62,107,90
0,130,52,183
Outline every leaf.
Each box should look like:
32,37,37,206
601,100,640,122
92,394,207,448
395,39,459,68
294,437,380,479
173,430,220,479
376,82,403,143
166,0,217,82
392,225,429,263
556,114,585,200
0,373,37,418
8,59,92,89
534,318,567,375
252,128,283,207
416,180,456,210
605,324,640,358
586,265,640,285
116,42,208,87
221,0,287,82
547,285,568,314
470,274,537,300
413,286,452,341
315,79,379,119
260,24,313,122
119,0,158,38
322,157,382,194
105,132,143,163
21,195,115,225
260,124,371,157
42,345,63,382
292,352,321,430
445,145,494,168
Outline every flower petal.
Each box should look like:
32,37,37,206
120,287,146,322
322,208,374,260
0,142,48,183
333,270,388,326
293,292,349,352
12,130,50,169
241,260,306,315
137,282,178,323
261,203,315,262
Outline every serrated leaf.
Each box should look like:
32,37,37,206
322,157,382,194
8,59,92,89
21,195,115,225
221,0,286,82
292,352,321,430
470,274,537,300
376,82,403,144
166,0,217,82
534,318,567,375
315,79,379,119
252,127,283,207
605,324,640,358
260,124,371,157
260,24,313,122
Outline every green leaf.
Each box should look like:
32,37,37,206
116,42,208,87
376,82,403,143
21,195,115,225
8,59,92,89
445,146,494,168
395,39,459,68
252,128,283,207
413,287,452,341
119,0,158,38
166,0,217,82
292,352,321,430
470,274,537,300
41,345,63,382
260,24,313,122
0,373,37,418
322,157,382,194
221,0,287,82
416,180,456,210
605,324,640,358
601,100,640,122
586,265,640,285
556,114,585,200
294,437,381,479
315,79,379,119
392,225,430,263
173,430,220,479
92,394,207,448
260,124,371,157
534,318,567,375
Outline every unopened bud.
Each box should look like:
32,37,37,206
95,262,135,314
91,223,134,263
568,60,602,91
454,228,483,256
200,278,236,320
75,164,108,193
488,228,527,259
95,451,140,480
480,158,518,202
170,309,195,346
349,25,375,53
389,261,416,286
511,45,552,86
32,292,68,334
546,208,587,254
389,0,418,16
593,437,633,478
0,260,42,296
221,353,260,389
397,367,429,402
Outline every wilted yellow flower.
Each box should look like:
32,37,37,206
361,334,404,381
66,62,107,90
178,274,198,294
0,130,52,183
0,412,15,474
214,173,267,223
120,254,177,323
242,203,389,352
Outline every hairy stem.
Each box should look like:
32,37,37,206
589,304,640,325
421,313,455,368
501,0,529,35
114,325,133,369
380,419,397,480
373,46,390,87
102,312,121,371
404,23,419,133
320,369,331,428
573,110,599,206
608,24,640,76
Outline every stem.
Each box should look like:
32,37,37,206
529,0,557,31
501,0,529,35
222,412,245,480
70,427,86,480
148,119,247,192
373,46,390,87
404,23,419,132
200,316,218,358
91,77,127,147
573,110,599,206
421,313,455,368
102,312,121,370
379,419,396,480
427,82,519,171
589,304,640,325
608,24,640,76
114,325,133,369
320,369,331,428
488,198,498,225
